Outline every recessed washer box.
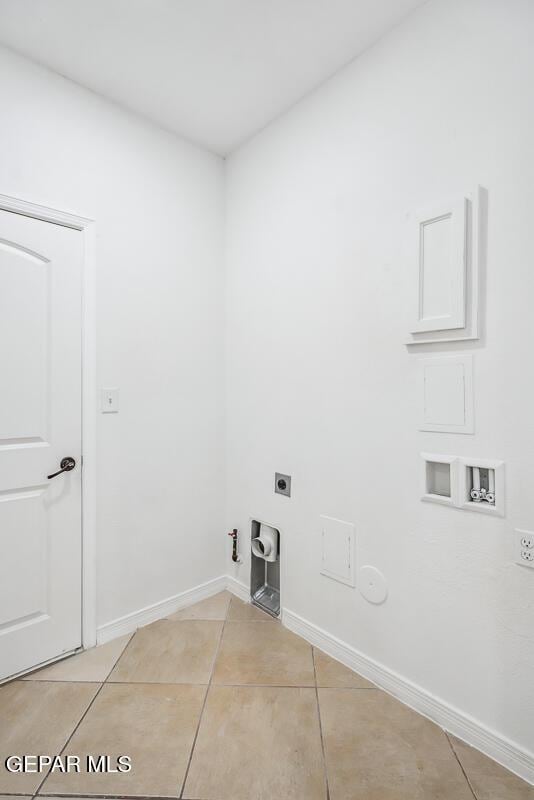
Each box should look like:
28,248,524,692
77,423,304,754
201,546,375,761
421,453,504,516
458,458,505,516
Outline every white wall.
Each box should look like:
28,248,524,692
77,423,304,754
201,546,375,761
225,0,534,763
0,45,226,627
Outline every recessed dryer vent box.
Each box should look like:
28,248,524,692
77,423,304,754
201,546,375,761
421,453,458,507
459,458,504,516
250,519,280,617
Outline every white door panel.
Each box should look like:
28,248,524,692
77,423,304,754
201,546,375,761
0,209,82,681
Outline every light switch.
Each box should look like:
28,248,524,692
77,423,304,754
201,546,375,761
101,387,119,413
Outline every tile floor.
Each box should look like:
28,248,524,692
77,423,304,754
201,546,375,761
1,591,532,800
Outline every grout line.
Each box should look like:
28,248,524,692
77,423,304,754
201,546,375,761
312,647,331,800
96,679,211,686
32,680,106,796
208,682,376,689
18,678,103,684
177,602,229,799
33,626,138,795
36,794,182,799
103,630,138,683
94,680,376,689
445,731,478,799
315,685,376,690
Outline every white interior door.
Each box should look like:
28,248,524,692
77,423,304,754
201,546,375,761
0,208,83,681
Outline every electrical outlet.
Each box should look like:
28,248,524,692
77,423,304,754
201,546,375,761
516,529,534,569
274,472,291,497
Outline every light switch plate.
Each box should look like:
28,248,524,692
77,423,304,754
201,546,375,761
101,387,119,413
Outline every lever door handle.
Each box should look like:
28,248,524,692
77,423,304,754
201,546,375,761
48,457,76,479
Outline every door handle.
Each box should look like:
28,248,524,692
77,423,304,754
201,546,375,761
47,457,76,480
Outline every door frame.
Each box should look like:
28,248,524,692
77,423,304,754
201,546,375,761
0,192,97,650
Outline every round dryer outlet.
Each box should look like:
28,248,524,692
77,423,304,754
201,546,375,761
358,565,388,604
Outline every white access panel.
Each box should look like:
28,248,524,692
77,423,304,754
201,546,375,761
410,196,468,334
320,515,355,587
419,355,474,434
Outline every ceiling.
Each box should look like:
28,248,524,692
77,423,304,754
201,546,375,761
0,0,425,155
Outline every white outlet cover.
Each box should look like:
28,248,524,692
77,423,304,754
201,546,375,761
515,528,534,569
358,565,388,604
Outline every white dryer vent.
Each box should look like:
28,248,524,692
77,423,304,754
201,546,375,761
251,523,278,562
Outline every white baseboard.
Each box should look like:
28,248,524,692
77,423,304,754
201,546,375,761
283,607,534,786
226,575,250,602
97,575,227,645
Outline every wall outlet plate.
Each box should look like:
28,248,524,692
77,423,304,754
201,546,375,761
515,529,534,569
274,472,291,497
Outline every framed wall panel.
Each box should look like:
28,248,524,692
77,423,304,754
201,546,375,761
406,187,484,345
411,197,467,334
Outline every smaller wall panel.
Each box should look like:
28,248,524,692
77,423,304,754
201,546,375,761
419,355,474,434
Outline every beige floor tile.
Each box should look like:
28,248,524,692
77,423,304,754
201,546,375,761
319,688,474,800
450,736,534,799
184,685,326,800
167,590,231,621
0,681,99,794
227,595,274,621
109,619,222,684
23,634,132,683
313,648,374,689
213,620,315,686
41,683,205,797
